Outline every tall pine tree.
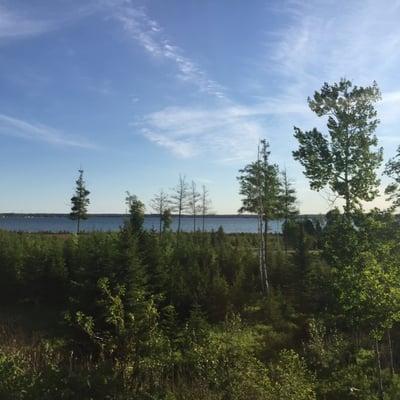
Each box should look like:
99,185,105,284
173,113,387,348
70,169,90,234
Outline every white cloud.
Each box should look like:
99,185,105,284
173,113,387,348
265,0,400,108
258,0,400,160
137,101,308,162
0,5,55,39
0,1,108,41
0,114,95,149
113,2,226,99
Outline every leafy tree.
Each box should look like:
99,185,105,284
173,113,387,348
125,192,145,234
70,169,90,233
293,79,383,215
334,249,400,398
271,350,316,400
384,145,400,211
237,139,281,293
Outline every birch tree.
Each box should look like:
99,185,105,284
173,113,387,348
237,140,281,294
293,79,383,217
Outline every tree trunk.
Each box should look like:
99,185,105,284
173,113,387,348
388,329,395,375
263,219,269,294
258,215,265,293
375,338,384,400
283,217,288,253
177,198,182,234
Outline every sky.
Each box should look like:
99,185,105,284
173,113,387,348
0,0,400,214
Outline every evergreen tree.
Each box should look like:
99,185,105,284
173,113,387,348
70,169,90,234
161,208,173,232
280,169,299,250
293,79,383,216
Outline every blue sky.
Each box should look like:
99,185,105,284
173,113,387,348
1,0,400,213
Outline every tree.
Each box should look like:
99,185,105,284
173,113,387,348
293,79,383,216
189,181,201,231
335,249,400,398
161,208,173,232
279,169,298,250
171,174,189,233
200,185,212,233
384,145,400,211
150,190,170,234
70,169,90,234
237,139,282,294
125,192,145,234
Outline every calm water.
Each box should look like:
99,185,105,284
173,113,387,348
0,215,284,234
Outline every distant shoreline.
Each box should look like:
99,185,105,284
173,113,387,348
0,213,324,218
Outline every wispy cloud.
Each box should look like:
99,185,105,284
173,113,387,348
0,1,107,41
0,5,55,39
257,0,400,158
0,114,95,149
113,3,226,99
265,0,400,110
114,2,312,161
137,101,307,162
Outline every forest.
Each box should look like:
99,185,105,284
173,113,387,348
1,79,400,399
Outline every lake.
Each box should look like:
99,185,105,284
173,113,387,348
0,215,284,234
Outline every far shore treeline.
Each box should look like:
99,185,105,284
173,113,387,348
1,79,400,399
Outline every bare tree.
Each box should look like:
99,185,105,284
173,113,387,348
189,181,201,231
170,175,189,233
200,185,212,233
150,189,170,234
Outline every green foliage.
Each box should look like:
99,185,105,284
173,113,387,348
335,251,400,339
270,349,316,400
385,145,400,211
125,191,145,233
237,140,282,220
70,169,90,233
161,208,173,232
279,168,298,221
293,79,383,213
1,195,400,399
